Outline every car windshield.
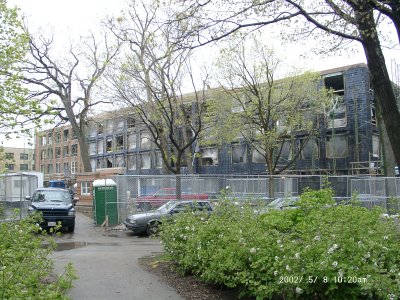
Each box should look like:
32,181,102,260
157,200,177,213
32,190,72,203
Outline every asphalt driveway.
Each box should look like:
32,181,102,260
51,212,183,300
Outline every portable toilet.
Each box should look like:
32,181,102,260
92,179,118,226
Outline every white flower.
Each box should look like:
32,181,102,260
383,236,388,240
275,256,279,261
357,241,362,246
286,265,291,272
295,253,300,259
314,235,320,241
388,294,396,300
277,239,282,244
295,287,303,294
250,247,257,254
200,217,205,221
365,252,370,258
328,244,339,254
332,261,338,268
185,226,190,230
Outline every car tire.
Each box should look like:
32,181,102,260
146,221,160,236
68,223,75,233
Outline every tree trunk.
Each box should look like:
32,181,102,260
357,9,400,171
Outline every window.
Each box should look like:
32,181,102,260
115,135,124,151
155,152,163,169
280,141,293,161
127,155,136,170
371,106,377,126
81,182,91,196
20,153,29,160
48,132,53,145
106,119,114,135
41,150,47,160
140,153,151,169
20,164,29,171
106,137,113,152
71,144,78,156
128,133,137,150
232,144,247,164
326,103,347,128
71,161,77,174
140,132,151,149
47,164,53,174
301,138,320,159
97,158,105,169
89,142,96,155
72,129,78,140
48,148,53,159
127,116,135,129
63,162,69,174
200,148,218,166
55,132,61,143
41,135,46,145
106,157,113,168
115,118,125,132
55,147,61,158
6,164,15,171
115,155,125,167
5,153,14,159
63,146,69,157
97,139,104,154
90,159,96,171
89,124,97,137
324,73,344,96
98,122,104,135
63,129,69,141
372,134,380,158
326,134,348,158
252,147,265,164
40,165,45,173
56,163,61,173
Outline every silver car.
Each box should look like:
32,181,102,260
123,200,213,236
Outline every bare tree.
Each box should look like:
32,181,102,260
169,0,400,174
106,0,209,176
20,31,121,172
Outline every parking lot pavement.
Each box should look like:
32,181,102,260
51,213,184,300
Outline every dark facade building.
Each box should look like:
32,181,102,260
36,63,381,182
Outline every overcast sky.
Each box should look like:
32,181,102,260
3,0,399,149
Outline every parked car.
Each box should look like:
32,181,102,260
26,187,78,232
267,197,299,210
135,188,209,210
124,200,213,236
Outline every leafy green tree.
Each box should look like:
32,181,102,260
205,36,328,192
0,0,41,137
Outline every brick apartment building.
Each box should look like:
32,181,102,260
34,63,382,203
0,147,35,173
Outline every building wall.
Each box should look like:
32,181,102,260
0,147,35,173
35,64,381,196
34,124,84,185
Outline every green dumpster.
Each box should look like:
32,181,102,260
93,179,118,226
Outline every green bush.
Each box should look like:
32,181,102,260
0,212,76,299
160,188,400,299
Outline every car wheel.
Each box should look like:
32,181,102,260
146,221,160,236
68,223,75,233
139,202,152,211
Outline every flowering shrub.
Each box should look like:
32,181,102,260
0,212,76,299
160,188,400,299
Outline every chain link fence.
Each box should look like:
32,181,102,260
0,173,38,221
105,175,400,224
